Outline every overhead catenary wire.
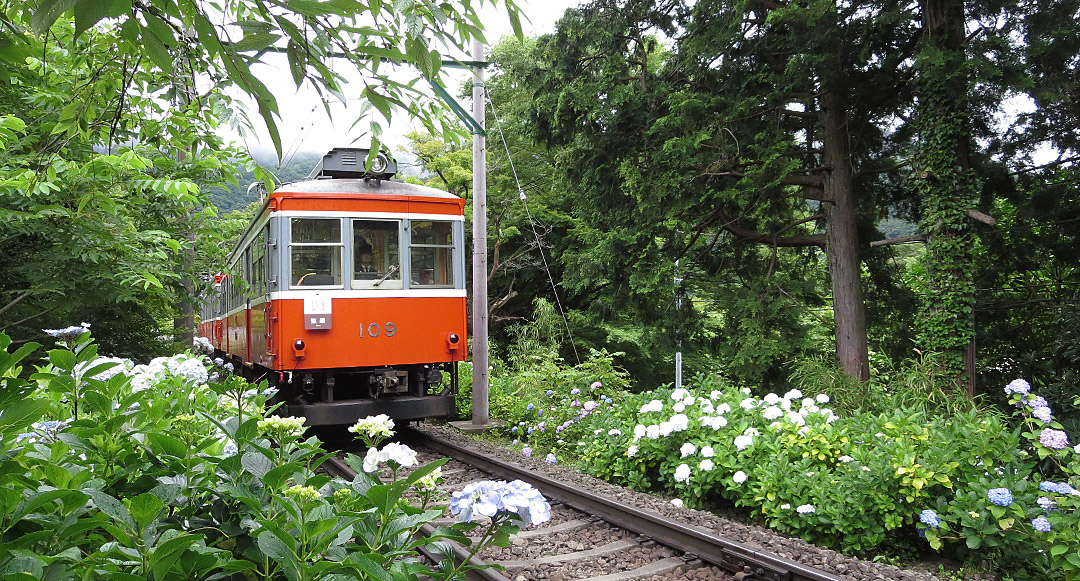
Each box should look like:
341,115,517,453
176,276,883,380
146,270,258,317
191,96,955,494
486,90,581,365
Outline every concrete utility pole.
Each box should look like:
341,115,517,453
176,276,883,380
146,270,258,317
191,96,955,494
470,37,490,425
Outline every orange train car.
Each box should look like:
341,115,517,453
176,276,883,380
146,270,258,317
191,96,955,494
199,148,467,425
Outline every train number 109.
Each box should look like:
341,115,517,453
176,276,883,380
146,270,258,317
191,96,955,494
361,322,397,338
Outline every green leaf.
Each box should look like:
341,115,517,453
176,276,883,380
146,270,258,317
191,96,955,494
0,399,48,432
146,432,189,458
48,348,76,371
127,493,165,531
32,0,77,35
241,450,273,478
73,0,114,38
87,490,135,531
230,32,281,53
149,533,203,580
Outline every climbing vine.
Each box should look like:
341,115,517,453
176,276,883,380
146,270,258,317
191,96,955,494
912,38,978,386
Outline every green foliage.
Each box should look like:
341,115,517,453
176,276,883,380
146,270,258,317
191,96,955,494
28,0,522,158
0,329,537,580
790,353,979,417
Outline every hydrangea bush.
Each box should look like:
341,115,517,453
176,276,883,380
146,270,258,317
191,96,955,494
0,329,549,579
918,378,1080,578
568,375,1023,557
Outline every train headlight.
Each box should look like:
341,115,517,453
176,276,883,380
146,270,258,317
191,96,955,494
292,338,307,359
446,333,461,351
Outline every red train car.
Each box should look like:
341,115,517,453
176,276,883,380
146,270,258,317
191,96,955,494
199,148,467,425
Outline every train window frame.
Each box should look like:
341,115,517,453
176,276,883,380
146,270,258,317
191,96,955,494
351,219,403,290
289,218,344,288
408,220,456,289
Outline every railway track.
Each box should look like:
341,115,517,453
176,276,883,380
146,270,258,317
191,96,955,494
322,426,851,581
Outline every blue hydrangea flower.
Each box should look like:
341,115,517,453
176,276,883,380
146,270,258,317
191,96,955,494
526,403,534,411
1039,481,1079,495
919,509,941,529
1031,516,1052,533
988,487,1013,506
448,480,551,526
570,388,580,395
1023,395,1049,409
1004,378,1031,396
545,389,554,396
546,453,556,464
1037,496,1057,512
1032,405,1053,424
1040,428,1069,450
537,409,544,416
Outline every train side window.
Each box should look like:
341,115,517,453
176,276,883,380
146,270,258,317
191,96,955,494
409,221,455,288
352,219,402,289
290,218,343,287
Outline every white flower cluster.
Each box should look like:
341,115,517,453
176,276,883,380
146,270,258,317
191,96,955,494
127,354,209,391
258,416,307,439
192,336,215,355
349,414,396,441
448,480,552,527
362,442,418,473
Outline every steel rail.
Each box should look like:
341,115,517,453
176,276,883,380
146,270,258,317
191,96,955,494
409,429,851,581
322,454,512,581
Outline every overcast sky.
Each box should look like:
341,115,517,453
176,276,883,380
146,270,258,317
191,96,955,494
232,0,581,163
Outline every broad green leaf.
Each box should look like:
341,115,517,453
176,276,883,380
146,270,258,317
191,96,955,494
149,533,202,580
127,493,165,531
241,450,273,478
87,490,135,531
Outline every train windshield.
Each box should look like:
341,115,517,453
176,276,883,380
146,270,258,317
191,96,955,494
290,218,343,287
409,221,455,288
352,219,402,289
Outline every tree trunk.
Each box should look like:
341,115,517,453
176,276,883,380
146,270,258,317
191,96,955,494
820,89,870,381
915,0,978,390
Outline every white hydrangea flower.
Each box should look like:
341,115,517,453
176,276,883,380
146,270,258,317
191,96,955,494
716,402,731,414
710,390,724,400
739,398,757,410
640,399,665,413
732,470,747,483
838,455,854,463
784,389,803,400
734,435,754,451
671,388,690,401
741,387,752,395
633,424,647,441
627,445,639,457
669,414,689,432
646,424,661,439
674,463,691,483
680,442,696,458
816,393,830,404
763,406,783,420
796,504,815,514
763,393,781,405
700,459,715,472
701,445,715,457
671,498,684,508
673,402,686,413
